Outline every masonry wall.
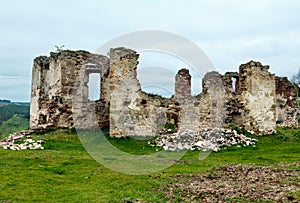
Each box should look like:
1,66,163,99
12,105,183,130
199,71,226,130
275,76,298,125
238,61,276,134
30,48,298,136
108,48,179,137
222,72,242,125
30,50,110,130
175,69,191,99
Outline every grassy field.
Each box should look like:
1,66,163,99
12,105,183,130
0,127,299,202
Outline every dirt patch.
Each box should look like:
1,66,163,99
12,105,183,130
160,163,300,202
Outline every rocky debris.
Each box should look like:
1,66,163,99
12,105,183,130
0,130,44,150
158,127,174,134
150,128,257,152
277,120,299,127
161,163,300,202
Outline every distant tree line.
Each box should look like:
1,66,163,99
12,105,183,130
0,99,11,103
291,69,300,97
0,104,30,138
0,104,29,125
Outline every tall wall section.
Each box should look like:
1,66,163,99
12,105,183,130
108,48,177,137
30,50,110,130
275,76,298,125
222,72,242,126
199,71,226,130
238,61,276,134
174,69,200,132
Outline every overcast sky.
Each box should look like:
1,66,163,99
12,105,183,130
1,0,300,101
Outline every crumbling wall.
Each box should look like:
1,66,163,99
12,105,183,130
275,76,298,126
30,56,50,128
30,47,297,136
30,51,110,130
175,69,191,99
108,48,202,136
109,48,162,137
238,61,276,134
222,72,242,126
173,69,199,132
199,71,226,130
72,52,110,129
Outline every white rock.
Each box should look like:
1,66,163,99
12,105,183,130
25,139,35,143
194,141,204,147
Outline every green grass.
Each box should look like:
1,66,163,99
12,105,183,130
0,103,30,138
0,114,29,139
0,127,299,202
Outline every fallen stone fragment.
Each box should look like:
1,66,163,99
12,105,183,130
151,128,257,152
0,130,45,150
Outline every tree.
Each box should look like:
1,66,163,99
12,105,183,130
55,45,65,52
291,68,300,88
291,69,300,116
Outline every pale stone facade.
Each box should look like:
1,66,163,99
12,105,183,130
238,61,276,134
30,47,298,136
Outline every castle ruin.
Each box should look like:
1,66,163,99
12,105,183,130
30,47,298,136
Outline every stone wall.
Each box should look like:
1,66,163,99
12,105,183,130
199,71,226,130
30,48,298,136
30,50,110,130
175,69,191,99
108,48,152,136
238,61,276,134
275,76,298,125
222,72,242,125
109,48,181,137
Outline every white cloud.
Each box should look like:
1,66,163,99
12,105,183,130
0,0,300,100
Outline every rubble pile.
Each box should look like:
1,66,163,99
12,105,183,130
0,130,44,150
277,120,299,127
151,128,257,152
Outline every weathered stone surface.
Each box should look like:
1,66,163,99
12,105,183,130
238,61,277,134
275,76,298,126
175,68,191,98
30,50,110,130
200,71,226,130
29,48,298,138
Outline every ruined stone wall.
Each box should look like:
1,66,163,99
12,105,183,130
71,52,110,129
238,61,276,134
222,72,242,126
174,69,200,132
30,51,110,130
108,48,176,137
30,47,297,136
199,71,226,130
175,69,191,98
109,48,152,136
30,56,50,128
275,76,298,125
